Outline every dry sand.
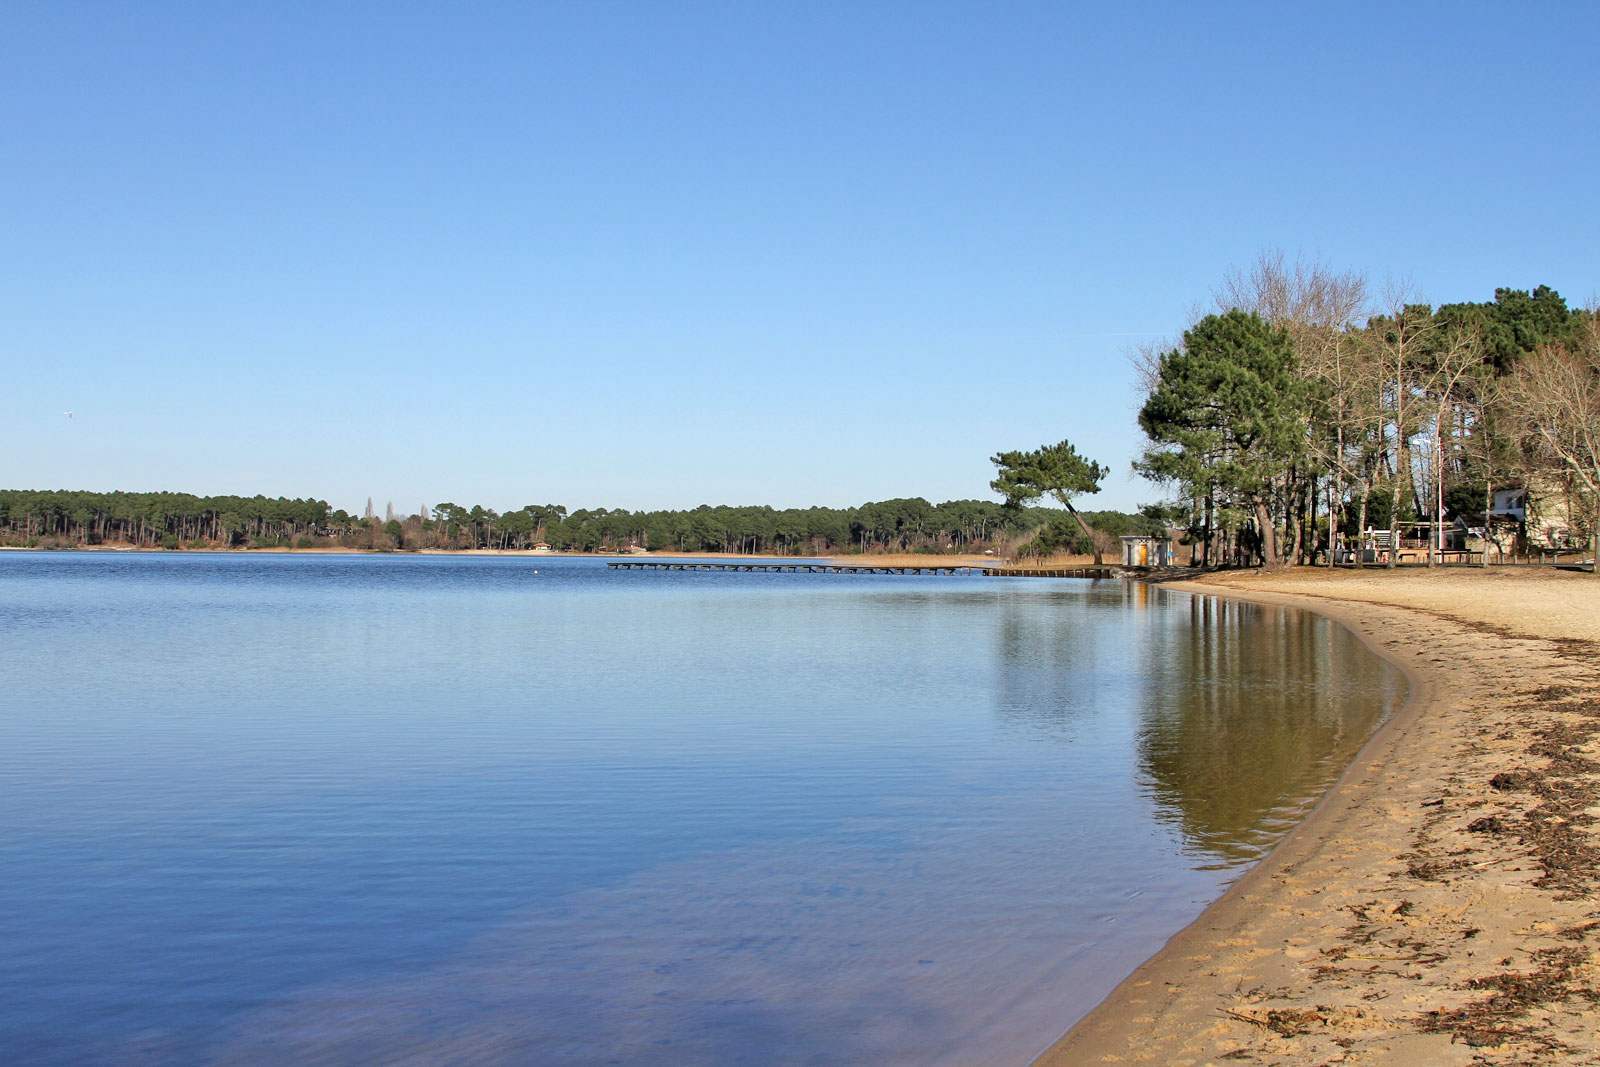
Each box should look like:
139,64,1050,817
1037,566,1600,1066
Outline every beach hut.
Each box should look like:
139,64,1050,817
1119,535,1170,568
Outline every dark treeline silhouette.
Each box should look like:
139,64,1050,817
0,491,330,549
0,489,1160,556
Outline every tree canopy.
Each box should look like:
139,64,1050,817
1130,252,1596,572
990,439,1108,563
1138,310,1308,568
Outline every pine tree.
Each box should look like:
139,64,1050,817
990,440,1108,563
1138,310,1309,568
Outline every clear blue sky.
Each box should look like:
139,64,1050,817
5,2,1596,515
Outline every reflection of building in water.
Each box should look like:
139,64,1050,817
1120,579,1153,612
1132,594,1404,869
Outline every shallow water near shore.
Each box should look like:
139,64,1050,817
0,553,1404,1065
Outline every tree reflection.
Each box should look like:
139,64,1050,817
989,586,1404,869
990,586,1129,740
1135,595,1403,867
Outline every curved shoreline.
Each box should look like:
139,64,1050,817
1035,580,1435,1062
1034,569,1600,1065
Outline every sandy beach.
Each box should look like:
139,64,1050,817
1037,567,1600,1065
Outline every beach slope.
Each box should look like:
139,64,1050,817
1037,567,1600,1066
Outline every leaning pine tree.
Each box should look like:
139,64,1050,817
1138,310,1309,570
990,439,1108,564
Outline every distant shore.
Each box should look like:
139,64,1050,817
0,544,1103,568
1036,567,1600,1064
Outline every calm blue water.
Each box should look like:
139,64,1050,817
0,553,1404,1065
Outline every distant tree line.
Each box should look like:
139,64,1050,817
1131,253,1600,570
0,489,1159,556
0,491,333,550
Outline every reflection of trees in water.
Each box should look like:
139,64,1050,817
990,588,1132,740
986,586,1402,869
1136,595,1403,867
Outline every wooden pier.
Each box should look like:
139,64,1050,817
606,561,1118,579
994,566,1119,579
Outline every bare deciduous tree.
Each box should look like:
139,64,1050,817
1506,312,1600,572
1414,321,1485,565
1367,279,1440,568
1213,248,1369,345
1205,250,1371,563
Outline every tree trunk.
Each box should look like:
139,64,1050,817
1356,492,1368,570
1410,440,1428,522
1387,485,1399,571
1483,477,1492,568
1253,499,1280,570
1327,475,1340,568
1593,495,1599,575
1436,436,1450,566
1062,501,1102,565
1292,482,1308,565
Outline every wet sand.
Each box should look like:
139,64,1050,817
1037,567,1600,1066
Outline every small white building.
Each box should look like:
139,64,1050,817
1120,535,1171,568
1490,485,1528,519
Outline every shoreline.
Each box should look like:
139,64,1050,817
0,545,1088,568
0,545,831,560
1035,568,1600,1065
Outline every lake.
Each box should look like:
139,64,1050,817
0,552,1404,1065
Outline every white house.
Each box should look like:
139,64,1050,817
1487,481,1579,549
1490,485,1527,519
